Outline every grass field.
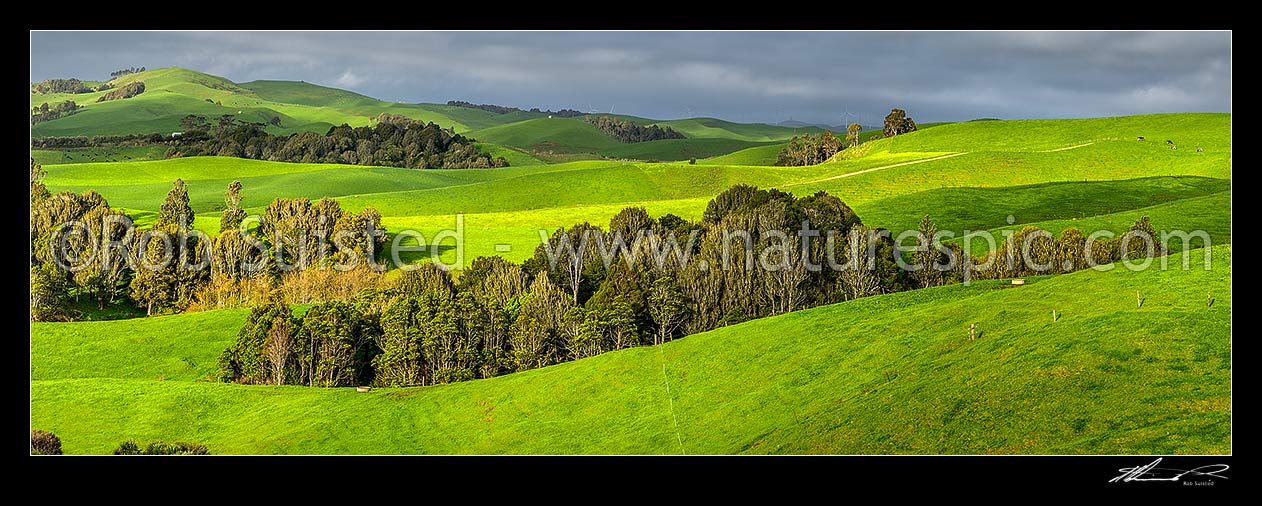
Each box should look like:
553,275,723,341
30,245,1231,454
31,146,168,165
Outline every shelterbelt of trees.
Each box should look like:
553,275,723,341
30,161,1167,389
32,112,508,169
31,100,82,125
447,100,584,118
586,115,686,143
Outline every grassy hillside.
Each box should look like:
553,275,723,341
468,117,624,154
598,138,776,162
855,175,1230,236
32,67,908,163
953,191,1231,255
648,117,824,141
851,113,1228,154
30,246,1231,454
30,68,532,138
40,113,1231,266
702,143,786,166
467,116,835,162
31,146,168,165
697,124,946,166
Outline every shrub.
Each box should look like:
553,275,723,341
31,430,63,455
144,441,209,455
114,440,141,455
114,440,209,455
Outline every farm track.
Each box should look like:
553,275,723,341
786,152,969,186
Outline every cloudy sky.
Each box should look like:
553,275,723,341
30,31,1231,126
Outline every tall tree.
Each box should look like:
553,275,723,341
840,225,882,300
264,315,294,385
157,179,194,230
911,215,944,288
846,123,863,148
31,159,50,204
648,276,689,345
30,264,71,322
373,296,430,387
220,180,246,233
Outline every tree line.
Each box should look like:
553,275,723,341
33,113,509,169
31,100,82,125
164,113,506,168
586,115,686,143
110,67,145,78
447,100,584,118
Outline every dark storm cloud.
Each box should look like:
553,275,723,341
30,31,1230,125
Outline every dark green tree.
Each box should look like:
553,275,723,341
220,180,246,233
883,108,917,137
156,179,194,230
30,264,71,322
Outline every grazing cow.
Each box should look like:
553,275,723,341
1171,145,1178,150
1165,139,1174,145
1197,147,1204,152
1136,136,1145,141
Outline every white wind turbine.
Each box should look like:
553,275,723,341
842,106,860,128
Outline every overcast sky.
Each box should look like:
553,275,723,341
30,31,1231,126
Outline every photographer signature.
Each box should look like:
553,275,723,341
1110,458,1229,483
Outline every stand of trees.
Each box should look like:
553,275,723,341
776,131,844,166
35,113,507,169
164,114,507,168
775,108,919,166
883,108,917,137
96,82,145,102
447,100,584,118
29,161,390,321
32,78,91,94
31,101,82,125
586,116,686,143
215,181,1167,389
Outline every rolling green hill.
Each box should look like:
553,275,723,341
30,67,536,138
30,245,1231,454
702,143,787,166
32,67,825,163
40,113,1232,266
29,105,1232,456
466,117,805,162
467,117,625,154
598,138,778,162
648,117,824,141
